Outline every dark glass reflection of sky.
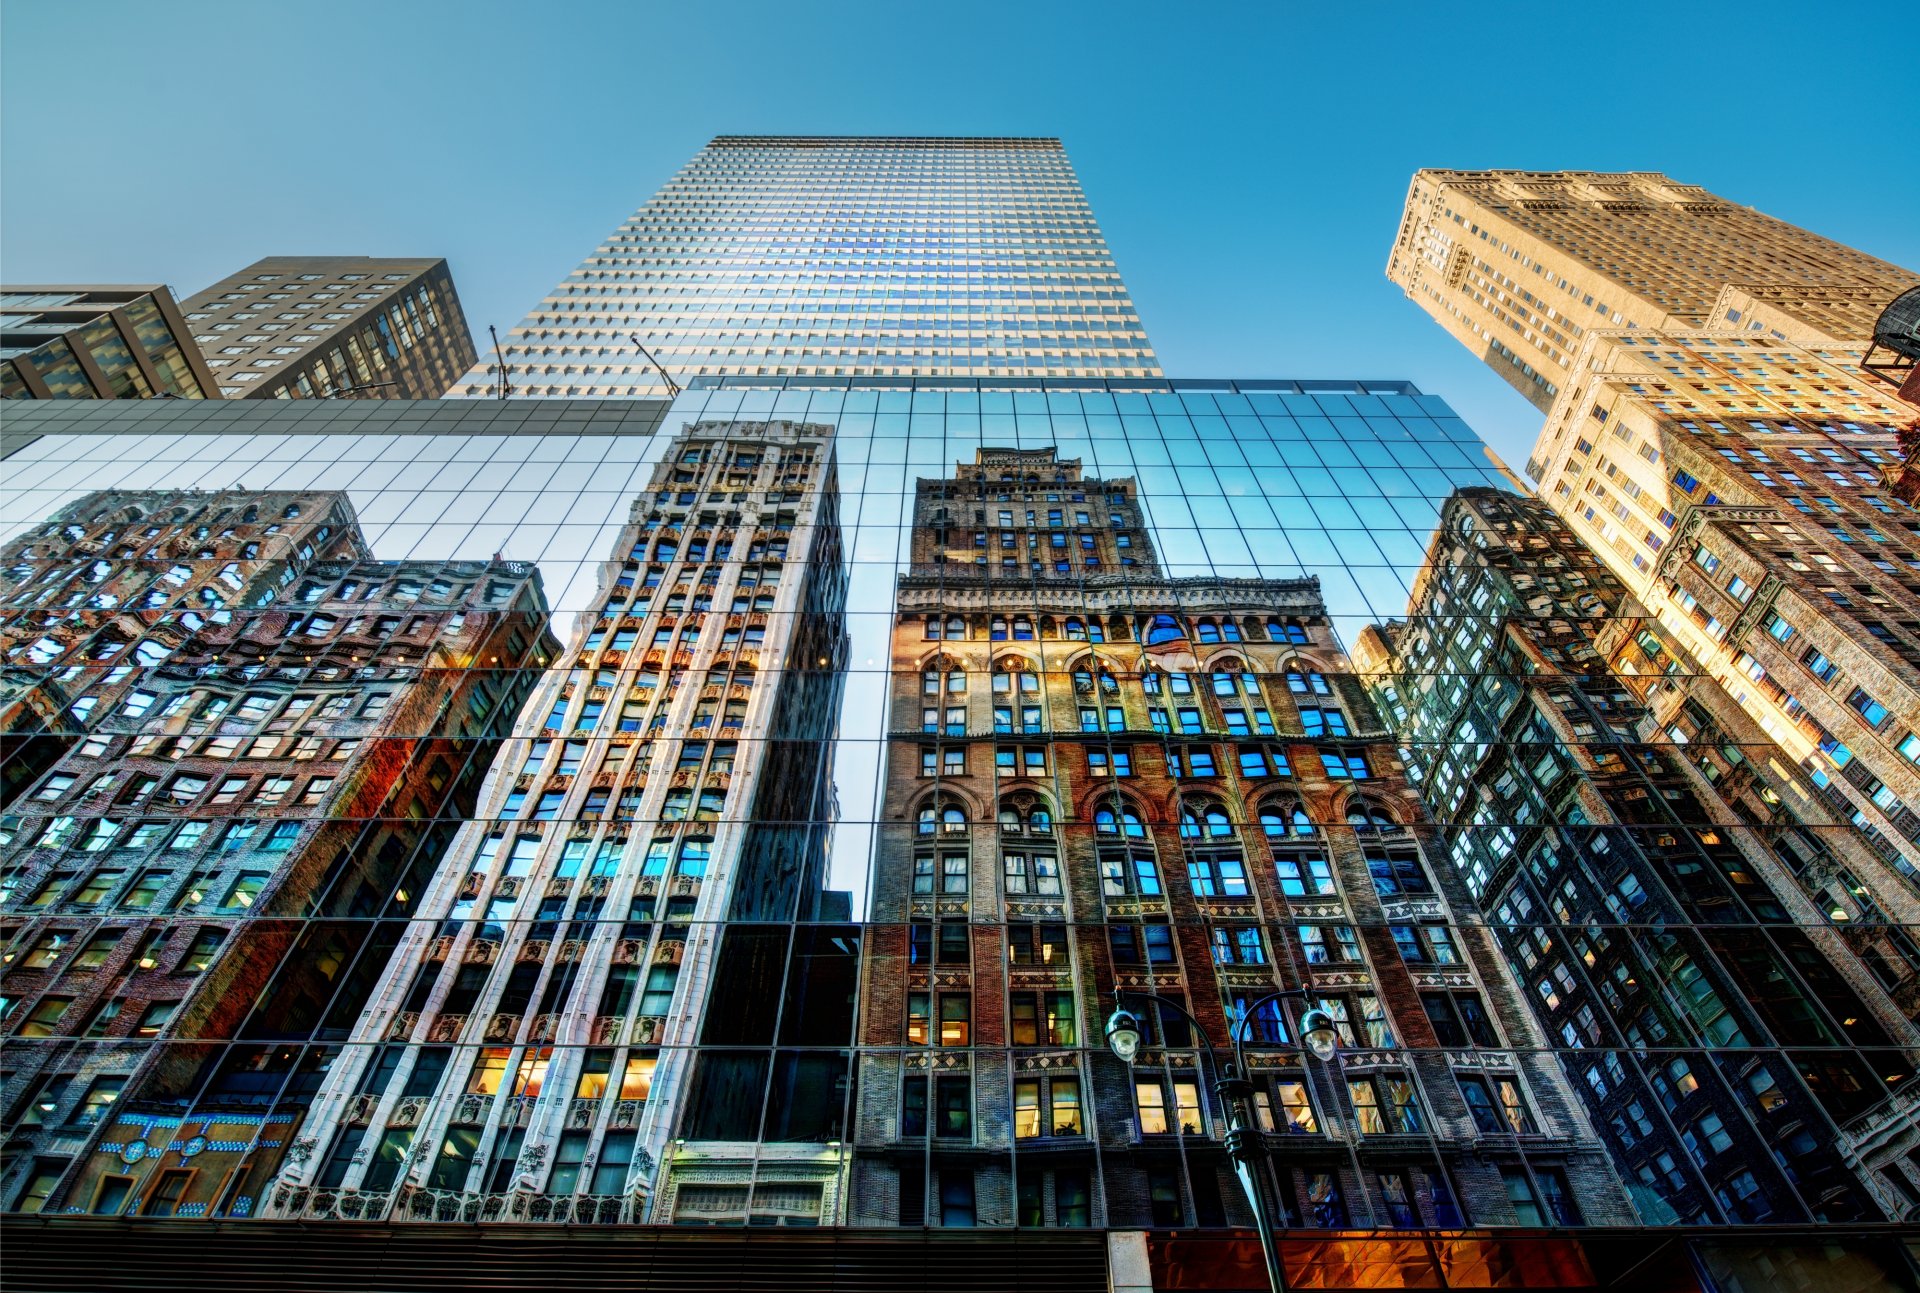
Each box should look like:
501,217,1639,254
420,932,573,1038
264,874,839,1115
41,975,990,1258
0,388,1515,912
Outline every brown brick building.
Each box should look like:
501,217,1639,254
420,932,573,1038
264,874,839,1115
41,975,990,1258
850,448,1629,1232
178,257,476,400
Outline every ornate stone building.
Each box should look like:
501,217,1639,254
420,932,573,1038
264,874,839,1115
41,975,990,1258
254,420,851,1227
1386,169,1918,411
1357,487,1920,1224
0,491,553,1217
850,448,1629,1232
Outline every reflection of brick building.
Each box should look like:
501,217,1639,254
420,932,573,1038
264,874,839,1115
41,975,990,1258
1357,487,1918,1224
851,449,1628,1233
260,421,850,1228
0,492,554,1217
1,489,365,809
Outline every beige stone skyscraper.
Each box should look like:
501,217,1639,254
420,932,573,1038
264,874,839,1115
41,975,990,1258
1386,169,1918,410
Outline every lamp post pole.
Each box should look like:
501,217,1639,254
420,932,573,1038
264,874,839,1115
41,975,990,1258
1107,988,1339,1293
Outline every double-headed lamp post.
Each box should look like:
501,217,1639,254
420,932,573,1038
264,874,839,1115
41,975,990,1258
1105,988,1339,1293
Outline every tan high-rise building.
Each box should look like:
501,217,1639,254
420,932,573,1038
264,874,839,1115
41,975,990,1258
1386,169,1919,411
1528,328,1920,991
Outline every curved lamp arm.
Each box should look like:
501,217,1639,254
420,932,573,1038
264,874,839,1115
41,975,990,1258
1109,988,1233,1081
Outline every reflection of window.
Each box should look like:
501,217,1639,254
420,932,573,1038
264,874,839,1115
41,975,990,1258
1349,1074,1423,1134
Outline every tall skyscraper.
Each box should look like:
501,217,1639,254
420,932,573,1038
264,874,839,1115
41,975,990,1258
1,287,219,401
1386,170,1919,410
447,136,1161,399
1356,488,1916,1225
851,444,1627,1233
178,257,477,399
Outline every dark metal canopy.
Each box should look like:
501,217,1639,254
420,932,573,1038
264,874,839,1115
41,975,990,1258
1871,283,1920,361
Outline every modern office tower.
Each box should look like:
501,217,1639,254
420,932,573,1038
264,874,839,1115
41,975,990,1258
446,136,1161,399
256,420,851,1227
1,287,220,400
177,258,477,399
850,448,1629,1233
1386,170,1920,411
0,492,553,1217
0,489,366,809
1355,487,1919,1226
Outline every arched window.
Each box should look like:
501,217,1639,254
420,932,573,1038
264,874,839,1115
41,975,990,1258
993,657,1040,697
1286,665,1330,696
1096,800,1160,897
1262,799,1334,896
1196,620,1222,644
1346,800,1399,833
1260,802,1317,839
923,614,944,640
918,802,968,835
1221,619,1243,643
923,658,966,696
1180,805,1235,838
1144,614,1185,645
1064,617,1088,641
997,794,1056,835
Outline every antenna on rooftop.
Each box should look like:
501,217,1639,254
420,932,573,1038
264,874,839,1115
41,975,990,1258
629,334,682,398
489,325,513,400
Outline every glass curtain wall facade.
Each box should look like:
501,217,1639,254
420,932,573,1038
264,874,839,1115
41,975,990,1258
447,137,1161,399
2,385,1918,1277
1356,489,1919,1225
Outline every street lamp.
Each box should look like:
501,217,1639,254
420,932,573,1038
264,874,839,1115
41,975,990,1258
1105,988,1338,1293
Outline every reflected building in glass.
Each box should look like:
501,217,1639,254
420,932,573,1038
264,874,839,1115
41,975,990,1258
0,488,553,1217
240,418,853,1226
1356,488,1918,1225
447,136,1161,398
5,384,1920,1285
852,447,1628,1232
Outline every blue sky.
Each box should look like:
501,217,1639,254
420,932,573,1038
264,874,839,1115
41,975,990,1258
3,0,1915,470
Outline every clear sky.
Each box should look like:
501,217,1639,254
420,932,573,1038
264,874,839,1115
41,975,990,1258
3,0,1915,470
